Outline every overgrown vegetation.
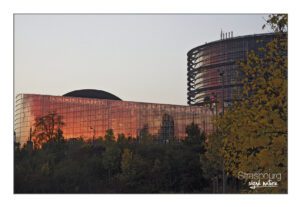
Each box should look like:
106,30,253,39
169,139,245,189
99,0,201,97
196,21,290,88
15,126,211,193
216,14,287,193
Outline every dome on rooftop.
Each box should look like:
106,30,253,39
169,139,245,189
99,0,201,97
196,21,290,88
63,89,122,101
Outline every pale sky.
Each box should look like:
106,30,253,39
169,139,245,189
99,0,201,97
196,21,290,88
14,14,270,105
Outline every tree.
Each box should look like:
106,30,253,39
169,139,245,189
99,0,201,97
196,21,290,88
32,112,65,148
200,131,224,192
185,122,206,150
119,148,134,189
263,14,287,33
217,14,287,192
138,124,152,144
159,114,175,143
121,148,133,175
102,144,121,182
104,129,115,142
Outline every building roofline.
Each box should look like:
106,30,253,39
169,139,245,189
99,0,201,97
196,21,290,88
16,93,206,109
187,32,276,55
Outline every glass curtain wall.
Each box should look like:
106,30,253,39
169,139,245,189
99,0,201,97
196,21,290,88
15,94,213,145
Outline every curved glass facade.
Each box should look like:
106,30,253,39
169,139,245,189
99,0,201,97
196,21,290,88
15,94,213,145
187,33,276,106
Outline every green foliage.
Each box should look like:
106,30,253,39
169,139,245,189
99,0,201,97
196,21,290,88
185,122,206,152
201,131,223,181
104,129,115,142
216,14,287,193
120,148,133,175
138,125,152,143
102,144,121,181
15,126,211,193
263,14,287,33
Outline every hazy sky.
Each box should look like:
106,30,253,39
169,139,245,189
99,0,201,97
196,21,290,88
15,14,270,105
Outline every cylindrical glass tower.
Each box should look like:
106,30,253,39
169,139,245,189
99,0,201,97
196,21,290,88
187,33,276,106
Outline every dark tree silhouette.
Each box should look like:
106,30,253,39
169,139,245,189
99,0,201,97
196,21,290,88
32,112,64,148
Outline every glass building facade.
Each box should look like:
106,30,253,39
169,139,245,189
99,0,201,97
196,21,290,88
187,33,276,106
15,94,213,145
